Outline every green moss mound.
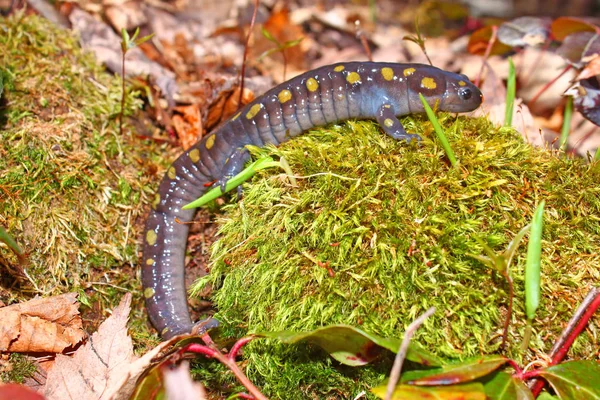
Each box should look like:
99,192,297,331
0,14,165,340
197,115,600,398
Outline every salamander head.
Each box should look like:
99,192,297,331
440,72,483,113
404,66,482,114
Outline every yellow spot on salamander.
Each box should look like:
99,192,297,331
152,194,160,209
232,111,241,120
189,148,200,163
146,230,157,246
381,67,394,81
384,104,391,109
306,77,319,92
278,89,292,103
246,103,262,119
167,167,176,180
205,134,216,150
146,258,154,266
384,118,394,128
334,65,345,72
346,72,361,84
144,287,155,299
161,327,170,336
458,80,466,86
421,77,437,90
403,67,416,77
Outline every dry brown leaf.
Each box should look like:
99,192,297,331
42,294,179,400
576,55,600,81
173,105,203,150
205,87,255,131
105,2,147,32
163,361,206,400
0,293,84,353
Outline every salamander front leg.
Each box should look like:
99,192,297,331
213,147,251,196
376,104,421,143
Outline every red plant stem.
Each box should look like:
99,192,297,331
528,65,572,110
500,274,514,350
519,370,541,380
506,358,522,375
183,343,268,400
521,39,551,87
201,332,215,346
550,288,600,365
238,0,260,108
356,28,373,62
475,25,497,87
529,287,600,397
229,336,255,360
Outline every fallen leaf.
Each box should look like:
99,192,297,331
576,55,600,80
497,17,551,48
42,294,181,400
550,16,600,41
105,2,147,32
163,361,206,400
0,293,84,353
173,104,203,150
0,383,46,400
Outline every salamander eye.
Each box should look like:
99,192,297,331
458,87,472,101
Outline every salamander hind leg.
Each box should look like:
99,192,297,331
214,147,251,196
376,104,421,143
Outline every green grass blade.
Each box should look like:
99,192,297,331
525,200,545,320
559,96,573,152
505,58,516,127
0,226,22,256
418,93,457,167
182,156,280,210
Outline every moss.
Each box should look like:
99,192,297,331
1,354,37,383
0,13,169,341
196,115,600,397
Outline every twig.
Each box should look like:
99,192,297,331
385,307,436,400
528,65,572,110
475,25,497,87
529,287,600,396
355,21,373,62
238,0,260,108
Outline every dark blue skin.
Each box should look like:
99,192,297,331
141,62,483,339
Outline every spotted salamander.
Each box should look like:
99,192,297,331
142,62,483,339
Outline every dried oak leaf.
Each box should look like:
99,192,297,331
173,104,203,150
42,293,175,400
0,293,84,353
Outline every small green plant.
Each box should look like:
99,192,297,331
403,17,433,66
522,201,544,351
559,97,573,152
468,224,530,349
183,155,290,210
119,27,153,136
257,27,304,82
505,57,516,127
419,93,457,167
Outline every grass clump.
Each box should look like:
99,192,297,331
196,114,600,398
0,14,167,338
